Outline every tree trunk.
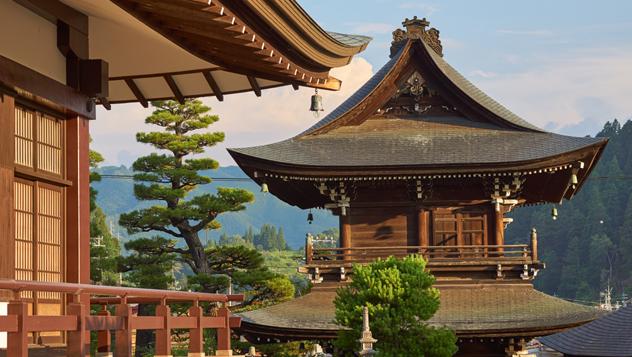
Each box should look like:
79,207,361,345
135,304,154,357
183,232,211,275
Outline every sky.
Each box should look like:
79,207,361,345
92,0,632,167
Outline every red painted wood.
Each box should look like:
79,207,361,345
188,305,204,355
155,304,171,356
7,301,28,357
66,301,89,357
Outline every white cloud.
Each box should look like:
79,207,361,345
497,29,553,37
91,57,374,167
398,3,439,16
469,69,497,79
348,22,394,34
468,47,632,133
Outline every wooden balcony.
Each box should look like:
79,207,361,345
300,231,543,283
0,279,243,357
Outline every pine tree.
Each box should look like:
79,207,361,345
334,255,457,356
119,100,254,276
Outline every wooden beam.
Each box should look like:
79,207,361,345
163,75,185,104
124,79,148,108
202,71,224,101
98,97,111,111
247,76,261,97
0,54,94,119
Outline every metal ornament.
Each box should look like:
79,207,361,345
260,182,269,193
310,89,324,116
551,207,558,220
307,209,314,224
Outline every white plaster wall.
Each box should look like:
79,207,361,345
0,302,7,349
0,1,66,83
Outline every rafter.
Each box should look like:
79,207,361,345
202,71,224,101
247,76,261,97
163,74,185,104
124,78,148,108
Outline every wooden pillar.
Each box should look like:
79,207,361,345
155,303,172,357
66,116,90,284
7,300,28,357
188,303,204,357
417,209,429,255
531,228,538,261
114,302,133,357
0,94,15,297
340,214,351,261
66,298,90,357
216,306,232,356
495,206,505,253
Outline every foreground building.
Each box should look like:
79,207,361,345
0,0,368,355
230,17,607,356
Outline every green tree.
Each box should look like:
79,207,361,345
88,143,121,285
188,245,294,306
90,207,120,285
334,255,457,356
119,100,254,276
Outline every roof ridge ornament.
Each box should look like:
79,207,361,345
391,16,443,57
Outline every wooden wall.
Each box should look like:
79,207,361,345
346,205,496,248
349,207,417,247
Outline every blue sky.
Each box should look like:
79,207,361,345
93,1,632,166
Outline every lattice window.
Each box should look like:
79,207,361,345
14,106,64,176
13,180,64,306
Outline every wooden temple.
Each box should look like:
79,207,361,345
230,17,608,356
0,1,368,355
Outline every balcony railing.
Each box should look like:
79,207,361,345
0,279,243,357
307,244,534,265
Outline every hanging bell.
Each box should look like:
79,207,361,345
307,210,314,224
260,182,269,193
309,89,324,116
551,207,558,220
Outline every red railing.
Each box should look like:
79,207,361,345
0,279,243,357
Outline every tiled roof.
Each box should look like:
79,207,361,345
230,116,604,168
420,40,544,132
540,304,632,357
299,45,407,136
327,32,372,47
238,284,601,335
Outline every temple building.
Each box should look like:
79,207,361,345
229,17,608,356
0,0,368,355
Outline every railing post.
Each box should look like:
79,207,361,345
531,228,538,261
67,294,90,357
188,301,204,357
155,299,172,357
215,306,232,356
306,234,313,265
97,306,112,357
7,294,28,357
114,298,133,357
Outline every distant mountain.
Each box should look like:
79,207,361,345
92,165,337,249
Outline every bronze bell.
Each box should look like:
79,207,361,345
310,89,324,115
307,210,314,224
260,182,269,193
551,207,558,220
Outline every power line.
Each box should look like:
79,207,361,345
99,174,251,182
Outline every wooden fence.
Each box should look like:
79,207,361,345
0,279,243,357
